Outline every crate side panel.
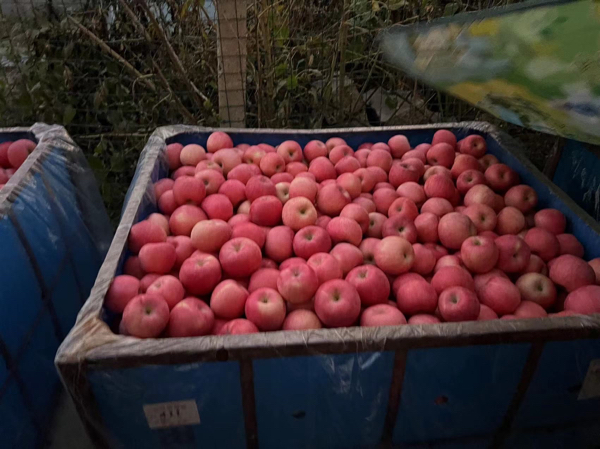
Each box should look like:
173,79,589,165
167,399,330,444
393,344,530,443
0,216,42,356
503,421,600,449
89,362,246,449
252,351,395,449
0,382,37,449
514,338,600,429
51,265,83,335
17,310,61,425
11,172,67,287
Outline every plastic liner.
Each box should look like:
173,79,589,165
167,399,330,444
56,123,600,449
0,123,112,449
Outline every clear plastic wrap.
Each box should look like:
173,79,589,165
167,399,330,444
57,123,600,449
0,123,112,449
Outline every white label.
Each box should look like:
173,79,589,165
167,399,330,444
578,359,600,400
143,400,200,429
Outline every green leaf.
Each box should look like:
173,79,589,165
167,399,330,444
275,62,288,78
286,75,298,90
385,95,398,110
444,3,459,16
62,104,76,125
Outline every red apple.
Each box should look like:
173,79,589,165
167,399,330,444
283,310,323,330
219,318,259,335
179,253,222,295
534,208,566,235
245,288,286,330
504,185,538,213
167,297,215,337
515,273,556,309
259,152,285,177
564,285,600,315
207,131,233,153
304,140,328,161
496,207,525,235
414,212,439,243
361,304,407,327
382,215,417,242
249,195,282,227
289,177,318,202
438,287,480,322
158,190,178,215
327,216,363,246
219,179,247,207
282,197,317,231
389,160,420,187
121,294,170,338
309,157,336,182
245,175,276,202
277,264,319,304
243,146,266,165
264,226,294,262
128,220,167,254
495,235,531,273
431,266,474,294
477,304,499,321
514,301,547,318
459,135,486,158
307,252,343,284
374,236,415,275
589,258,600,284
410,243,436,275
123,256,144,279
549,255,595,292
421,198,453,217
314,279,361,327
139,242,176,274
277,140,303,164
557,233,584,258
345,264,390,306
367,212,386,238
147,275,185,309
201,194,233,221
388,135,411,158
427,143,455,168
523,228,559,262
316,183,351,216
105,275,140,313
396,279,437,315
190,218,232,253
195,169,226,195
209,279,249,319
219,237,262,278
461,235,499,274
166,143,183,170
432,130,457,147
249,268,280,292
169,205,207,236
462,204,497,233
434,255,462,273
293,226,332,259
485,164,519,192
438,212,476,250
329,145,354,164
479,277,521,315
232,222,267,248
147,213,170,236
330,243,364,276
456,169,486,194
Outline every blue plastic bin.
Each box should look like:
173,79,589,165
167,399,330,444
0,124,112,448
57,123,600,449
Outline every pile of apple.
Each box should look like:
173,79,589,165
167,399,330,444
0,139,37,190
106,130,600,338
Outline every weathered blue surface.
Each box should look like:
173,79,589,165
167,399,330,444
253,352,394,449
393,344,530,443
89,362,247,449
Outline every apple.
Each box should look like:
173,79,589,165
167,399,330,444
191,219,232,253
317,183,351,216
272,180,292,202
522,254,548,276
434,255,461,273
283,310,323,330
139,242,176,274
421,198,453,217
353,168,377,193
396,182,426,208
423,165,451,181
195,169,226,195
336,156,361,175
464,184,496,209
307,252,343,284
249,268,280,292
361,304,407,327
325,217,361,247
345,264,390,306
264,226,294,262
105,275,140,313
289,177,318,203
329,145,354,164
564,285,600,315
243,288,286,330
408,243,436,276
389,160,420,187
413,212,439,243
388,197,419,221
201,194,233,221
7,139,36,168
179,252,222,295
504,185,538,213
374,236,415,275
424,173,459,203
207,131,233,153
496,207,525,235
128,220,167,254
147,213,170,236
408,314,440,325
589,258,600,284
123,256,144,279
173,166,197,180
534,209,567,235
166,297,215,337
515,273,556,309
549,255,596,292
314,279,361,327
259,152,286,176
556,233,585,258
367,166,389,184
169,205,207,236
326,137,347,151
166,143,183,170
432,130,457,147
293,225,333,259
172,176,207,206
277,263,319,304
219,318,259,335
219,237,262,278
373,188,399,215
427,143,455,168
456,169,486,195
228,164,260,184
208,279,249,319
478,304,499,321
382,215,417,242
366,212,386,238
154,178,174,200
431,266,474,294
195,161,222,175
212,148,241,175
366,149,393,172
459,135,486,158
280,258,307,270
335,173,362,199
243,146,266,165
245,175,276,202
388,135,411,158
485,163,519,192
158,190,178,215
495,235,531,273
462,203,497,233
514,301,547,319
330,243,364,276
304,140,328,161
478,154,498,170
146,275,185,309
461,235,499,274
340,203,370,234
523,228,559,261
277,140,303,163
282,197,317,231
479,276,521,315
219,179,246,207
438,212,476,250
396,279,437,315
309,157,337,182
140,274,160,293
121,294,170,338
232,222,267,248
249,195,282,227
358,238,380,265
438,287,480,322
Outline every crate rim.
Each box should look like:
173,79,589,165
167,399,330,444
56,121,600,371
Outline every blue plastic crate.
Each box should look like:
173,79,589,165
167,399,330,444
0,124,112,449
57,123,600,449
